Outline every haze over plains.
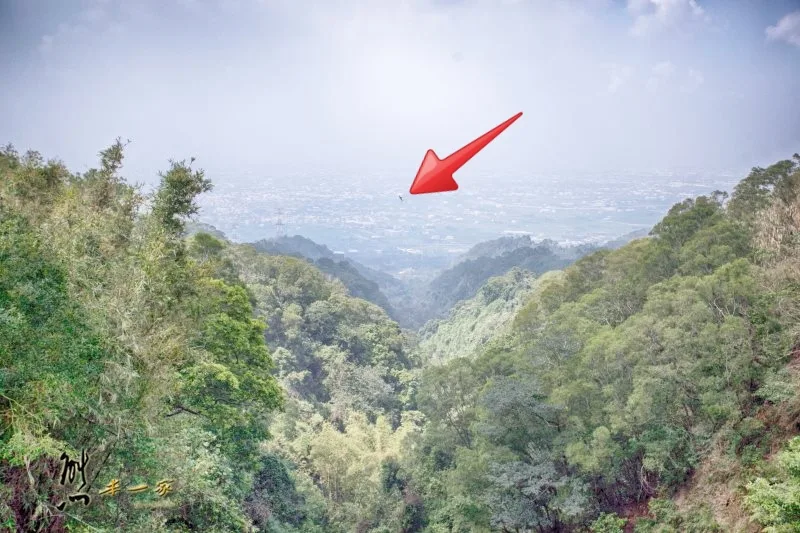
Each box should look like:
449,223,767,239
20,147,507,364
2,0,800,187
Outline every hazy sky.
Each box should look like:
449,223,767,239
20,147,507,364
2,0,800,184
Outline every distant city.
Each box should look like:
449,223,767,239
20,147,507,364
196,169,742,277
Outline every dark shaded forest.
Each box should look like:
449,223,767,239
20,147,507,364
2,142,800,532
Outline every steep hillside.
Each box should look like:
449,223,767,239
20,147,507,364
602,227,651,249
5,140,800,533
412,235,635,327
221,242,424,531
228,243,411,412
421,243,575,322
457,234,539,262
414,268,553,365
405,156,800,532
252,235,404,291
0,143,285,531
184,220,228,240
0,142,430,532
252,234,337,261
248,231,643,330
455,230,647,265
251,235,410,326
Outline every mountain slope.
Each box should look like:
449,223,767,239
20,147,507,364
184,220,228,240
251,235,409,325
411,230,649,327
0,144,285,531
457,234,539,262
248,231,647,330
252,235,401,289
221,241,423,531
5,140,800,533
405,156,800,532
421,243,575,322
414,268,558,365
602,227,651,249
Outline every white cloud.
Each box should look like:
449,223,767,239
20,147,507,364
39,35,54,55
82,7,106,23
644,62,704,94
680,68,704,93
38,0,112,57
6,0,799,176
646,60,675,91
628,0,707,36
766,10,800,47
604,63,634,93
38,23,87,56
652,60,676,77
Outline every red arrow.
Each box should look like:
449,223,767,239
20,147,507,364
409,112,523,195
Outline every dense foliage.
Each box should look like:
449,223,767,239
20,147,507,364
420,244,574,324
401,156,800,532
414,268,544,365
253,235,598,330
252,236,404,327
2,142,800,532
0,142,283,531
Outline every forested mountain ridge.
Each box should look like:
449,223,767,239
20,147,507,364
251,235,410,327
222,241,423,531
3,141,800,532
601,228,651,250
454,235,598,265
0,142,427,532
250,234,607,330
185,220,228,240
419,244,575,323
414,268,548,365
0,143,285,531
406,156,800,532
414,233,647,326
451,228,646,268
